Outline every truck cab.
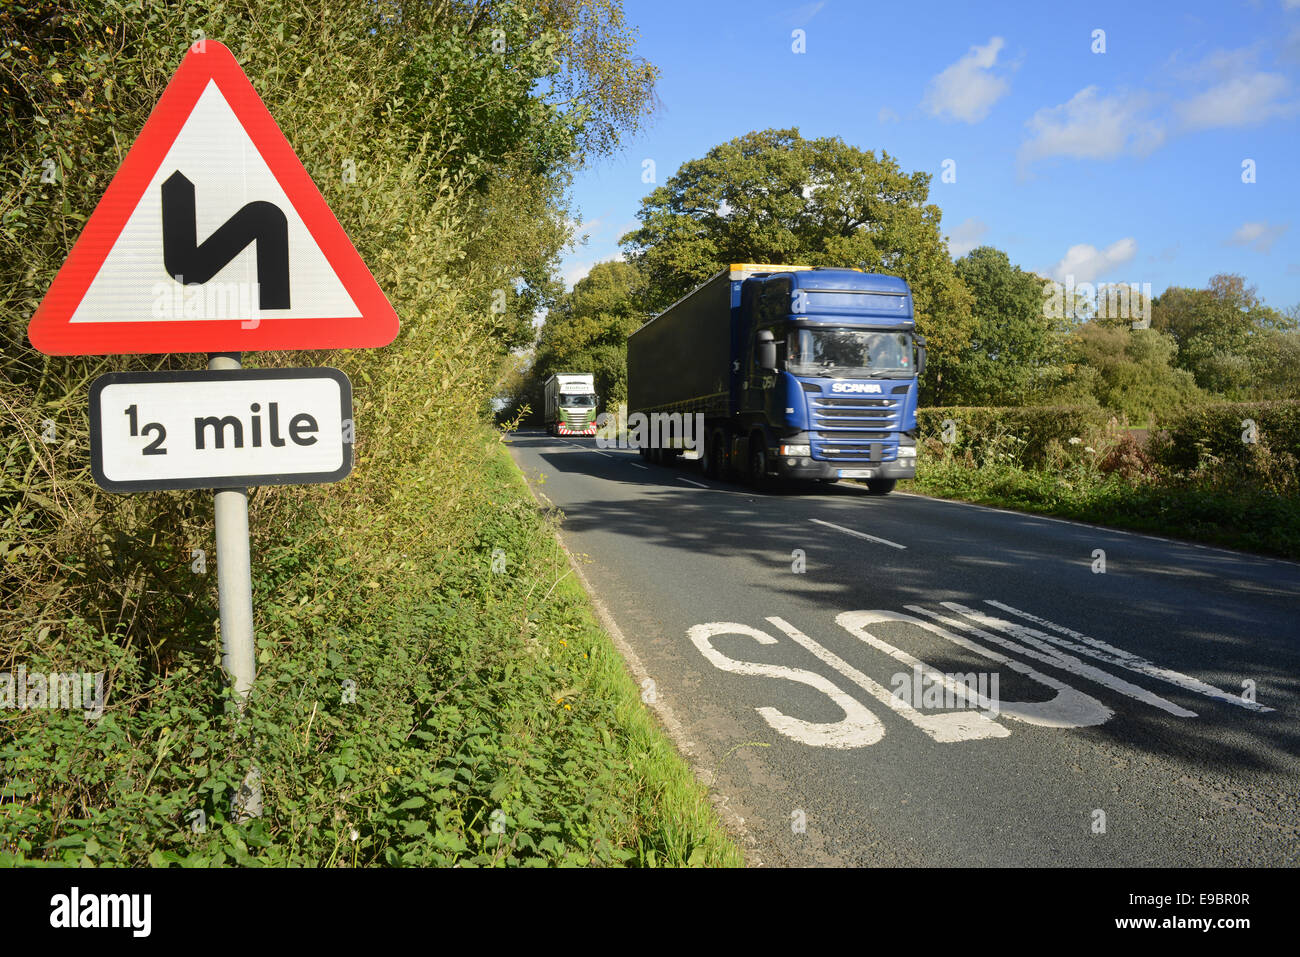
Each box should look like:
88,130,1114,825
544,373,599,436
732,267,923,491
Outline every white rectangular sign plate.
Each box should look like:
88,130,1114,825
89,367,352,492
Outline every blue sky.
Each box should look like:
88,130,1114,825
559,0,1300,310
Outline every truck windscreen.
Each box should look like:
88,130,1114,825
559,393,597,406
787,328,913,377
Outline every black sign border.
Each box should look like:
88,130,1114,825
89,367,353,493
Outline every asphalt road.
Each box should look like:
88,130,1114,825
506,430,1300,866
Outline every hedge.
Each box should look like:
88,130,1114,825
917,405,1110,467
1152,401,1300,473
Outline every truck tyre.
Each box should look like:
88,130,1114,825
866,479,896,495
748,433,773,492
702,430,723,479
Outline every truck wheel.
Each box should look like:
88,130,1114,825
749,436,772,492
702,431,722,479
865,479,896,495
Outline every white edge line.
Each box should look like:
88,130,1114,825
809,517,906,550
892,490,1300,569
677,477,710,489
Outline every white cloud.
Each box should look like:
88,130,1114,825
923,37,1012,123
1019,87,1164,166
1048,238,1138,283
561,253,626,290
1018,45,1296,169
1176,72,1294,129
1226,221,1290,253
878,106,901,124
945,218,989,257
562,259,598,289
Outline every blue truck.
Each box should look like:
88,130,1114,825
625,264,925,494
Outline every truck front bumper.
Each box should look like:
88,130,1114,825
767,435,917,481
772,456,915,481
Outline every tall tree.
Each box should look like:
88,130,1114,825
619,128,974,401
1151,275,1286,397
529,259,648,409
1055,324,1204,423
950,246,1067,404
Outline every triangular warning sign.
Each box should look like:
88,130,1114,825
28,41,399,355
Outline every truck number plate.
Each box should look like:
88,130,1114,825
838,468,876,478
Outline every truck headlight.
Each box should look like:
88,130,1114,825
898,445,916,458
780,444,811,457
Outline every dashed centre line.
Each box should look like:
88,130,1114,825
810,517,906,550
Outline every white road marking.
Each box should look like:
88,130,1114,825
687,621,885,748
560,439,612,458
985,600,1275,713
686,596,1263,750
629,462,649,470
909,605,1190,717
810,517,906,550
893,491,1300,567
848,609,1114,728
677,477,710,488
937,602,1197,717
767,616,1008,742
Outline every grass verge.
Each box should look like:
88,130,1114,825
903,458,1300,561
0,428,743,867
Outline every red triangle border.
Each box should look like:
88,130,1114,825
28,40,400,355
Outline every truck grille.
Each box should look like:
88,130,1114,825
810,395,900,430
806,389,907,462
810,435,898,462
558,409,597,436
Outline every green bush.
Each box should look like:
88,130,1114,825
917,405,1110,468
1152,401,1300,478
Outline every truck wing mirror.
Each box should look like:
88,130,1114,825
756,329,778,373
914,334,927,377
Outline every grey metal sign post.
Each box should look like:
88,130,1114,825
208,352,261,820
208,352,257,702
